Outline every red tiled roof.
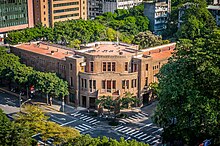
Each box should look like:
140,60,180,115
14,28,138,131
15,43,73,60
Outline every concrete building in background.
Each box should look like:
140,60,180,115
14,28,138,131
207,5,220,27
0,0,34,44
33,0,87,27
11,41,175,108
88,0,143,19
144,0,171,35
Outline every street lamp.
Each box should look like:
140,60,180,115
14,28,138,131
19,93,31,112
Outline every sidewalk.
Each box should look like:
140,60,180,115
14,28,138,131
0,87,86,114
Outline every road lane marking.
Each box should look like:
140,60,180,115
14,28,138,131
133,132,143,138
61,120,77,126
115,126,124,131
142,135,152,141
130,130,139,136
138,133,147,139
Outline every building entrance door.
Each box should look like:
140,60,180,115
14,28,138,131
143,93,150,105
82,96,86,107
89,97,96,109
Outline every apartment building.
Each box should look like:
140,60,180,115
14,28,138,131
88,0,142,19
33,0,87,27
207,5,220,26
10,41,175,108
0,0,34,44
144,0,171,35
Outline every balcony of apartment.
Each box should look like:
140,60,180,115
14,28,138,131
155,13,168,18
155,19,168,25
155,7,168,12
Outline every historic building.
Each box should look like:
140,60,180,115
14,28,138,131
144,0,171,35
10,41,175,108
0,0,34,44
33,0,87,27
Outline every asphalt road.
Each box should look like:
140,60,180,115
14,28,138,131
0,90,162,146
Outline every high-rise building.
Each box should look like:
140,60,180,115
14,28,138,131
0,0,34,43
88,0,143,19
33,0,87,27
144,0,171,35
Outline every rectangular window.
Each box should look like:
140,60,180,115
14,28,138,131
125,62,128,71
70,63,72,70
112,62,115,71
126,80,129,89
145,77,148,86
70,77,73,86
103,62,106,71
102,80,105,89
134,79,137,87
107,80,111,92
134,64,137,72
84,79,87,88
89,80,92,89
81,78,84,88
107,62,111,71
90,62,94,72
112,80,116,89
122,80,126,89
146,64,148,71
131,79,134,88
93,80,96,90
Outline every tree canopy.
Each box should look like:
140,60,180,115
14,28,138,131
153,29,220,145
5,4,149,45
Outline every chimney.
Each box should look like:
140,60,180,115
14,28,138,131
47,46,49,50
56,49,58,52
51,50,54,55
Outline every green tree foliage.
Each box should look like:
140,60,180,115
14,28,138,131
166,0,216,39
64,134,149,146
15,105,80,145
0,109,34,146
0,47,69,102
6,4,149,45
153,29,220,145
132,31,165,49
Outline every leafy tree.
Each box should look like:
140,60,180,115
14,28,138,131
15,105,80,145
65,134,149,146
132,31,164,49
153,29,220,145
0,109,34,146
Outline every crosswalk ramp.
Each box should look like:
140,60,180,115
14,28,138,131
70,111,100,125
119,112,149,124
114,126,162,145
74,124,94,132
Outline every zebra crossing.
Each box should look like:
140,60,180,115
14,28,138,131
114,125,162,145
119,112,149,124
74,123,94,132
70,111,100,125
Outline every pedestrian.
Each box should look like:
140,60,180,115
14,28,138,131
50,97,52,106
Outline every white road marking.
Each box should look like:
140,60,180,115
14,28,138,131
74,126,84,131
130,130,139,136
152,128,163,134
86,118,94,122
89,119,97,123
115,126,124,131
126,129,136,134
142,135,152,141
134,132,144,138
61,120,77,126
78,125,88,129
138,133,147,139
92,121,100,124
82,124,93,129
146,137,156,143
79,115,87,119
122,128,132,133
118,127,128,132
140,123,153,130
125,137,131,141
81,117,91,120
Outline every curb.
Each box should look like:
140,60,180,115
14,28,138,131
32,102,60,112
0,87,26,99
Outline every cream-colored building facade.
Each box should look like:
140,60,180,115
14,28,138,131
11,41,175,108
34,0,87,27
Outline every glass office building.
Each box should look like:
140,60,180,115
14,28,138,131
0,0,29,28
